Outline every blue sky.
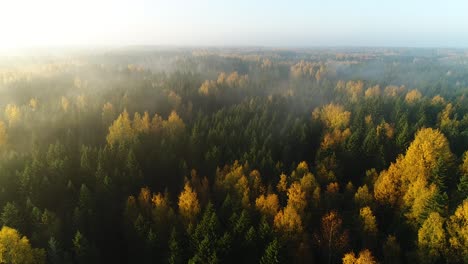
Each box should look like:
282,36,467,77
1,0,467,48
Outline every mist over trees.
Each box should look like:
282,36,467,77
0,47,467,263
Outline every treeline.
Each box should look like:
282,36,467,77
0,48,466,263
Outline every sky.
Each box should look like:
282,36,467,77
0,0,468,49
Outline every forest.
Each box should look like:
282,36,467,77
0,47,466,263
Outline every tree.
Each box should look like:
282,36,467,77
342,249,377,264
29,98,39,111
178,182,201,223
286,182,306,214
255,194,279,218
72,230,93,264
168,228,181,264
458,152,468,199
260,239,280,264
273,206,303,238
315,211,349,264
417,212,446,263
382,235,401,264
1,202,23,231
359,207,377,235
354,185,373,208
446,200,468,263
106,110,135,146
5,104,21,127
276,174,288,193
405,89,422,103
0,226,45,264
133,112,151,133
374,128,454,224
163,111,185,136
189,203,225,264
101,102,115,125
47,237,62,264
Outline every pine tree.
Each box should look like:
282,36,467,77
260,239,280,264
168,228,181,264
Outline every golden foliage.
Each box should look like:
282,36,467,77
321,128,352,149
255,193,279,217
133,112,151,134
359,207,378,234
287,182,307,214
5,104,21,127
431,95,446,105
365,85,381,98
215,161,251,207
318,211,349,257
342,249,377,264
439,103,459,132
403,178,438,224
346,80,364,102
106,110,135,146
384,85,406,97
462,151,468,176
418,212,446,262
375,128,453,214
376,122,394,139
405,89,422,103
0,226,45,264
273,206,303,236
446,200,468,261
326,182,340,194
404,128,453,182
354,185,373,208
61,96,70,112
199,72,249,96
29,98,39,111
151,192,168,209
313,103,351,130
163,111,186,135
277,173,288,193
290,60,315,79
199,80,218,96
178,182,201,223
300,172,318,196
313,103,352,149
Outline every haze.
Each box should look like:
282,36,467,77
1,0,468,49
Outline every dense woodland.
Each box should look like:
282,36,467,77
0,47,466,263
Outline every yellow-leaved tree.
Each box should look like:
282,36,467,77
342,249,377,264
0,226,45,264
446,200,467,263
178,182,201,223
417,212,446,263
374,128,454,225
286,182,307,215
255,193,279,218
273,205,303,238
106,110,135,146
5,104,21,127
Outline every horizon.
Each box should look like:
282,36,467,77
1,0,468,50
